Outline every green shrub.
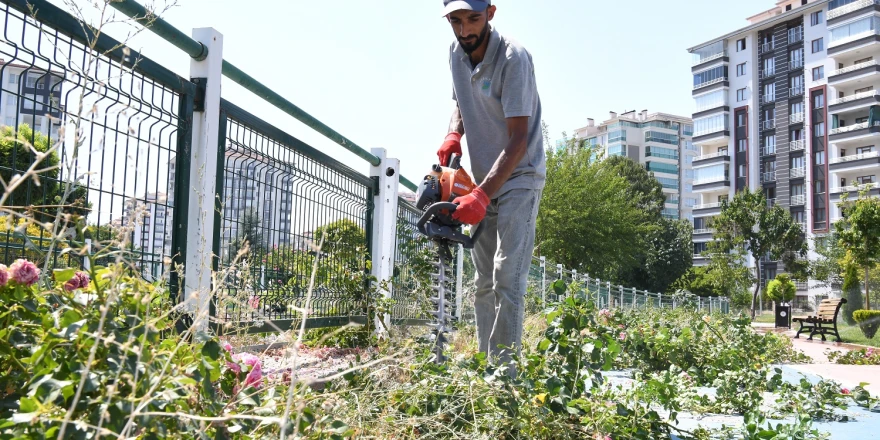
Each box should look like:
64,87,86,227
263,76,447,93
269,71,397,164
766,274,796,304
853,310,880,339
842,265,863,326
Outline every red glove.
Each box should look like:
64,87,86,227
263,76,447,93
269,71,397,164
437,132,462,167
452,187,490,225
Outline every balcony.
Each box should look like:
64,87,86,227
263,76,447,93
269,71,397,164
795,280,808,291
828,60,880,86
790,86,805,98
693,228,715,235
693,77,727,91
692,51,728,67
829,90,880,112
831,150,880,163
760,69,776,79
791,194,806,206
759,42,775,54
788,27,804,44
832,182,879,193
762,146,777,156
694,202,723,210
694,151,731,161
762,171,777,183
830,150,880,171
762,94,776,105
790,112,805,124
767,198,777,206
828,0,880,20
790,140,806,151
830,121,870,135
762,119,776,130
791,167,807,178
790,59,804,70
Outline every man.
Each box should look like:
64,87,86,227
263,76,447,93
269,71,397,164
438,0,545,368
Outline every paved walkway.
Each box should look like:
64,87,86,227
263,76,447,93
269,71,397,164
754,324,880,394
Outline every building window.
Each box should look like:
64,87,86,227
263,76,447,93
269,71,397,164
855,85,874,95
791,101,804,115
738,139,748,152
737,38,746,52
763,57,775,75
813,93,825,109
737,88,746,102
815,180,825,194
857,146,874,155
812,66,824,81
816,208,826,223
764,82,776,100
812,38,824,53
811,10,823,26
737,62,746,76
7,73,17,85
815,150,826,165
857,175,875,184
738,164,747,178
25,74,37,88
737,113,746,127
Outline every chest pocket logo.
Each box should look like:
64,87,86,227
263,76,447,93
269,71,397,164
480,78,492,97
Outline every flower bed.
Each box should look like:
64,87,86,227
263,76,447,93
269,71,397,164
1,264,878,439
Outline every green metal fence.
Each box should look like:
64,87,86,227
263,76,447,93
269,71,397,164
0,0,196,296
214,100,374,333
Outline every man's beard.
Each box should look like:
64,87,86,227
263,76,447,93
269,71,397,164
458,22,489,54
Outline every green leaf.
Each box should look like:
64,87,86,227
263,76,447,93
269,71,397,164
18,397,38,413
53,268,75,284
537,339,551,352
59,309,82,328
552,280,568,297
201,340,222,361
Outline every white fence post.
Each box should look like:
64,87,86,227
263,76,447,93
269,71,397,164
455,244,464,319
185,27,224,333
607,281,612,308
83,238,92,271
557,264,563,281
369,148,400,332
540,256,546,305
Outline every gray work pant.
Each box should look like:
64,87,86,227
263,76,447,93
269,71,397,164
472,188,542,367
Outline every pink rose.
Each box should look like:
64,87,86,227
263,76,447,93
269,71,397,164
0,264,8,286
227,361,241,373
222,342,233,352
63,271,90,292
248,295,260,309
619,332,627,342
841,388,851,395
9,259,40,286
244,363,262,388
867,348,875,357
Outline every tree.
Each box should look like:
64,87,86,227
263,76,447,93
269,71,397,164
710,188,807,319
0,124,90,220
619,218,693,293
227,209,266,265
835,191,880,310
841,263,863,326
536,143,655,280
600,155,666,219
766,273,796,305
810,232,846,290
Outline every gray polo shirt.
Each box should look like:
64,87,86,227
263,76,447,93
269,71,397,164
450,26,545,197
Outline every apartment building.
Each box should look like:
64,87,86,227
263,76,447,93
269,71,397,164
168,150,294,263
688,0,880,307
0,59,63,139
122,192,172,281
572,110,696,221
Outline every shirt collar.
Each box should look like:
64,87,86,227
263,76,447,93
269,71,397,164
453,25,501,67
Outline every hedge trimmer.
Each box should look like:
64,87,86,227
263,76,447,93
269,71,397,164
415,154,482,363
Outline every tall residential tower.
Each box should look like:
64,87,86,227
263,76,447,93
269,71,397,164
688,0,880,307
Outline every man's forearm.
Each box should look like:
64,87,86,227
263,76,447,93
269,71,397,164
478,129,528,199
449,105,464,135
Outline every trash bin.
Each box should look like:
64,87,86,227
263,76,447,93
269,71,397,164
775,305,791,328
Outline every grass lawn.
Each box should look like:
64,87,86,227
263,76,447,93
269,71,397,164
754,312,776,324
838,324,880,347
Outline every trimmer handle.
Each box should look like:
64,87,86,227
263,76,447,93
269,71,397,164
417,202,483,249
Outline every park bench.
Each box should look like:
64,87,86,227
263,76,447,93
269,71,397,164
792,298,847,342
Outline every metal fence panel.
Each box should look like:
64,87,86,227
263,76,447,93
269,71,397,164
0,0,193,284
215,100,373,332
